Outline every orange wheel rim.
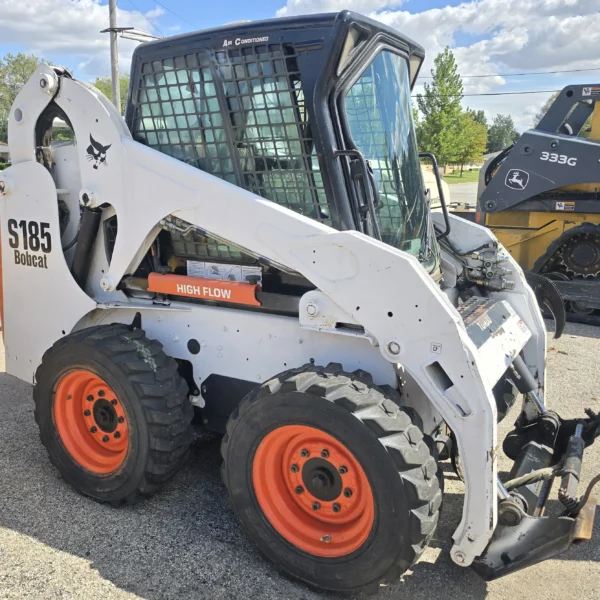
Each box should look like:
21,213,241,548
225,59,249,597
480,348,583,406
252,425,375,557
53,370,129,474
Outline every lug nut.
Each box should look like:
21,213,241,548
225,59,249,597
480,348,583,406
83,410,91,417
118,416,124,423
90,426,97,433
339,465,348,474
102,435,109,442
114,432,121,439
300,449,309,458
98,390,105,397
321,534,331,543
111,399,118,406
87,395,94,402
332,503,341,513
290,464,299,473
343,488,353,498
66,395,72,400
312,502,320,511
321,449,329,458
295,486,304,494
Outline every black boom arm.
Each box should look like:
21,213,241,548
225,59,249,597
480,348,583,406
479,84,600,214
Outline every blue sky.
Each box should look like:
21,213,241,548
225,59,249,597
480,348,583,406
1,0,599,130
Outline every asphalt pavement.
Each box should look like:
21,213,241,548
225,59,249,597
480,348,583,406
447,181,478,208
1,323,599,599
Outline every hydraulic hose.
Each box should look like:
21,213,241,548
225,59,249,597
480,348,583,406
71,207,102,290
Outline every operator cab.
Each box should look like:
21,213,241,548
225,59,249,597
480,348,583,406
125,11,439,279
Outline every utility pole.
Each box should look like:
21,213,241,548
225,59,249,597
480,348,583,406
108,0,121,113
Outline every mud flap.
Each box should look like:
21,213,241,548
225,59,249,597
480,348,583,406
525,271,566,339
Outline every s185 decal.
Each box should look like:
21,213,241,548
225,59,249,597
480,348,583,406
7,219,52,269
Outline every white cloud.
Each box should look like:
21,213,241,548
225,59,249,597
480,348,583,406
277,0,405,18
275,0,600,131
0,0,163,80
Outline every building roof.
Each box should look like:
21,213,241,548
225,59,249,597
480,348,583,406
0,142,8,147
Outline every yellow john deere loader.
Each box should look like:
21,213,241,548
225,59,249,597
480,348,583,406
477,91,600,326
1,11,599,594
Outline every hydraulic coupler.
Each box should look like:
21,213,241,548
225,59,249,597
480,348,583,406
472,356,600,580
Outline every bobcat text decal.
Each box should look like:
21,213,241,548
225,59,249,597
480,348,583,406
7,219,52,269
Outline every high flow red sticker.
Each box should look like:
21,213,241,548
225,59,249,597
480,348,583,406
147,273,261,306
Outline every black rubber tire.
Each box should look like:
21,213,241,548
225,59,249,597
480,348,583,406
34,324,194,505
221,363,442,592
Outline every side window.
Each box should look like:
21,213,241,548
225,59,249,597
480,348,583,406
215,45,329,223
133,54,237,185
131,45,330,227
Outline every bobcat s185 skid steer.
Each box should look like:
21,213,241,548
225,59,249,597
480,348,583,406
1,11,599,593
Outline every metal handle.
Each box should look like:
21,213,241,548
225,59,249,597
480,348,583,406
334,148,382,241
419,152,450,241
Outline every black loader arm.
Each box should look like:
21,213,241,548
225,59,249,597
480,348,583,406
479,84,600,214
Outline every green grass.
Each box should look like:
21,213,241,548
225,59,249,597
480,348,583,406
443,168,480,184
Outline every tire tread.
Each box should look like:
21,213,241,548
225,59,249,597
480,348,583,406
34,324,193,505
220,362,442,589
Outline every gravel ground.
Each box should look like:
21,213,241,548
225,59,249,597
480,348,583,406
0,323,599,600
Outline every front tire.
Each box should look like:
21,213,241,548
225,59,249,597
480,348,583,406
34,324,194,504
221,363,442,592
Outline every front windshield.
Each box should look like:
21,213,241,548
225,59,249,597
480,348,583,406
344,50,436,271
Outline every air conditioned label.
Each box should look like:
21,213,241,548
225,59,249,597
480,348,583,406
222,36,269,48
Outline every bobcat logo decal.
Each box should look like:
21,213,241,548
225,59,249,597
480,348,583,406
86,134,111,169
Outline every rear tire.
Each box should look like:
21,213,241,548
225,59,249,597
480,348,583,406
221,363,442,592
34,324,194,504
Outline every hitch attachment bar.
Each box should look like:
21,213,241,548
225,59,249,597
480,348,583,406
474,371,600,580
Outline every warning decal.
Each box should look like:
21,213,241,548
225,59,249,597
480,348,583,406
582,87,600,97
556,201,575,211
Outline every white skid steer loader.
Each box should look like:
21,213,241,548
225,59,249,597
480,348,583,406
0,10,599,593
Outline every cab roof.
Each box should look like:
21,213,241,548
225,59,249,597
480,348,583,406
134,11,425,62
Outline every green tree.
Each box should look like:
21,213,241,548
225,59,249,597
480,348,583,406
93,75,130,115
416,47,464,167
455,111,487,175
487,114,519,153
469,109,487,128
0,53,45,142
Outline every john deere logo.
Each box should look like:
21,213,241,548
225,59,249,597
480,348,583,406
505,169,529,191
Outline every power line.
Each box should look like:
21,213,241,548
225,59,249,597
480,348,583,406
152,0,196,28
412,89,561,98
421,66,600,79
127,0,164,36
